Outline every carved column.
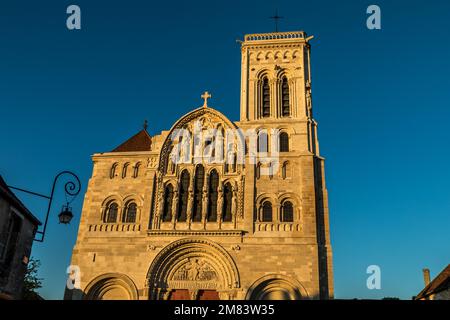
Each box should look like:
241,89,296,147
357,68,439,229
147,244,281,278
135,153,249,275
171,190,178,229
202,189,208,229
275,204,281,223
232,189,238,228
187,190,194,228
217,187,223,229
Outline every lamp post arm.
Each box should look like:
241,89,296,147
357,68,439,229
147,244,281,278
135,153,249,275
8,171,81,243
35,171,81,242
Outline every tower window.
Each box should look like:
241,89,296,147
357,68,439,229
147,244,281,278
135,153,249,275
104,202,118,223
262,77,270,117
258,131,269,153
162,184,174,222
122,163,130,179
279,132,289,152
262,201,272,222
281,201,294,222
192,165,205,222
207,170,219,222
123,202,137,223
177,170,190,222
133,163,141,178
110,163,118,179
281,76,290,117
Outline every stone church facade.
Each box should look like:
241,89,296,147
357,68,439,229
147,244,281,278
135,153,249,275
65,30,333,300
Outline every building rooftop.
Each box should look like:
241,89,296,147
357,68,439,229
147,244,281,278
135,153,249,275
0,175,41,226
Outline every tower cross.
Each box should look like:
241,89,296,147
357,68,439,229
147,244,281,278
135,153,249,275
270,9,283,33
201,91,212,108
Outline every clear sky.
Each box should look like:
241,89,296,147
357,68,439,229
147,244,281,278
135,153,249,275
0,0,449,300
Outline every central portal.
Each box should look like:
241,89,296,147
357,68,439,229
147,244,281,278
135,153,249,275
169,289,220,300
146,239,240,300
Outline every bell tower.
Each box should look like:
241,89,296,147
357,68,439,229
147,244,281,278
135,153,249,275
240,31,314,123
238,31,334,299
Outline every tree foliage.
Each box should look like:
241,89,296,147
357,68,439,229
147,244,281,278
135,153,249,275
22,257,43,300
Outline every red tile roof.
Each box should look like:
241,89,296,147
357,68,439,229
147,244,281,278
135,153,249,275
112,130,152,152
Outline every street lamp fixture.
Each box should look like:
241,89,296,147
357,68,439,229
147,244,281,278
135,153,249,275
8,171,81,242
58,204,74,224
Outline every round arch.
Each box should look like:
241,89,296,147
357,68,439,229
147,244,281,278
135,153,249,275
245,274,309,300
146,238,240,300
84,273,139,300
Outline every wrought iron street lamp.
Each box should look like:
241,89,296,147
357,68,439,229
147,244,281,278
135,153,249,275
7,171,81,242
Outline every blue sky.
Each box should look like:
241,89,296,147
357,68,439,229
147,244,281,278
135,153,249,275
0,0,449,299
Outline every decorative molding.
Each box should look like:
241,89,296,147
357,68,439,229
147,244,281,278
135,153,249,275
147,230,244,237
88,224,141,232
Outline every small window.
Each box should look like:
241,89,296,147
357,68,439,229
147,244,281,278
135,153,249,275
163,184,174,222
110,163,118,179
258,131,269,153
177,170,190,222
207,170,219,222
122,163,130,179
262,201,272,222
0,212,22,265
192,165,205,222
282,201,294,222
133,163,141,178
123,202,137,223
104,202,118,223
279,132,289,152
223,183,233,222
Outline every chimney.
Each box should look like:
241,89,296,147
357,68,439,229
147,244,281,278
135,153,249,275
422,268,431,286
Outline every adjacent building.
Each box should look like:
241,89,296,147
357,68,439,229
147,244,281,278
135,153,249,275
415,265,450,300
0,175,41,299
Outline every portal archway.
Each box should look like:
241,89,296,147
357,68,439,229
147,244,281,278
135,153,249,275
246,274,308,300
84,273,138,300
146,238,240,300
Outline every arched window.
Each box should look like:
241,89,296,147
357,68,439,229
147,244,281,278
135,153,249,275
282,161,290,179
104,202,118,223
262,201,272,222
177,170,190,222
279,132,289,152
262,77,270,117
207,170,219,222
122,163,130,178
281,76,290,117
162,184,174,222
257,131,268,153
110,163,118,179
223,183,232,222
123,202,137,223
281,201,294,222
192,165,204,222
133,163,141,178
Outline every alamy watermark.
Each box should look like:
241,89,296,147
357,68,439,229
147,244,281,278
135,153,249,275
167,120,281,176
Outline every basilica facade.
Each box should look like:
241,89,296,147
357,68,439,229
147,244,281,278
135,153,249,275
65,30,333,300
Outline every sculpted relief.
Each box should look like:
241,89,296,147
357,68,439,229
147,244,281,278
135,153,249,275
172,258,217,282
